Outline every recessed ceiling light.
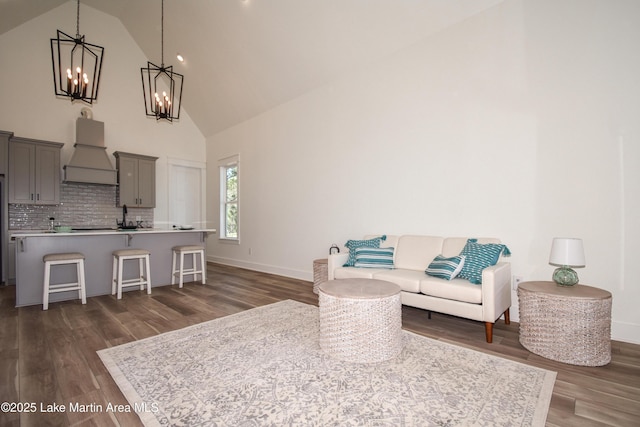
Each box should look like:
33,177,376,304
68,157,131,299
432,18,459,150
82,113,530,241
176,54,184,62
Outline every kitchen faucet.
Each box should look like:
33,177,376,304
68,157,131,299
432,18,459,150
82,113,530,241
117,204,138,229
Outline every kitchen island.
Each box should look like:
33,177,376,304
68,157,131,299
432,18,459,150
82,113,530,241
11,228,216,307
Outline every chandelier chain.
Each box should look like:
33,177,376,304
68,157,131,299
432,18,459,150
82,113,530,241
161,0,164,67
76,0,80,38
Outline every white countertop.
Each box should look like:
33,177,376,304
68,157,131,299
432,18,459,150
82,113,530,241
10,228,216,238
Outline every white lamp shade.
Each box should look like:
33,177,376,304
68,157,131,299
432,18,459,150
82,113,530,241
549,238,586,267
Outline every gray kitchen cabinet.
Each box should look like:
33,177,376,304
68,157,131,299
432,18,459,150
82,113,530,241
8,137,63,205
7,240,15,284
113,151,158,207
0,130,12,175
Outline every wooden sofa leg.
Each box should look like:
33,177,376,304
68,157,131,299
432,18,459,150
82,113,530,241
485,322,493,343
504,308,510,324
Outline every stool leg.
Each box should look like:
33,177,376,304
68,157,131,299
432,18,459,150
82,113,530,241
112,256,117,295
43,262,51,311
171,250,177,285
191,253,197,282
138,257,144,290
200,250,206,284
145,254,151,294
117,257,124,300
179,252,184,288
78,259,87,305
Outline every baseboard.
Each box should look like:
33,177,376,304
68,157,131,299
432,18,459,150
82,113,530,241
207,256,313,282
612,320,640,345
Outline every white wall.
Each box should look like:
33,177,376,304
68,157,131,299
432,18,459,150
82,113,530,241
0,2,206,225
206,0,640,344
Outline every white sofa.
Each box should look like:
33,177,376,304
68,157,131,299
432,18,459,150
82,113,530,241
327,235,511,343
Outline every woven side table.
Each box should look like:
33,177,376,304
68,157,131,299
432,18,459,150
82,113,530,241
312,258,328,294
318,278,403,363
518,281,611,366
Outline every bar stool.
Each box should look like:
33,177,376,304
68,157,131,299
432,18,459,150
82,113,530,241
171,245,206,288
112,249,151,299
42,252,87,310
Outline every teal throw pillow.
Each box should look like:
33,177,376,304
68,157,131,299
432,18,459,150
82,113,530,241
354,247,395,269
457,239,511,284
343,235,387,267
425,255,466,280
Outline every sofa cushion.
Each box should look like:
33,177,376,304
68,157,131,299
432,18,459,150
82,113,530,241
372,269,424,293
334,267,387,279
354,247,395,269
425,255,466,280
420,277,483,304
394,235,444,271
343,235,386,267
457,239,511,284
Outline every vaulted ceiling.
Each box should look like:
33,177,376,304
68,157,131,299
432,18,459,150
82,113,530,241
1,0,503,138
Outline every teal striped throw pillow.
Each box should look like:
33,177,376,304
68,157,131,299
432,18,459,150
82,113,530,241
457,239,511,284
343,235,387,267
354,247,395,269
425,255,466,280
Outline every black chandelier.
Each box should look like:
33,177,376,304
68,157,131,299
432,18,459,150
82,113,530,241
141,0,184,122
50,0,104,104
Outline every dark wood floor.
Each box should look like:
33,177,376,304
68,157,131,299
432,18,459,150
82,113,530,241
1,263,638,426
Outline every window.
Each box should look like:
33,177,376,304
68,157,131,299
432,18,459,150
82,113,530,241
219,155,239,240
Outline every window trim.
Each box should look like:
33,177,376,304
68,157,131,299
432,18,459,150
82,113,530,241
218,154,239,242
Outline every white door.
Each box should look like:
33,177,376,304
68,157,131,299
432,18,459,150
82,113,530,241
168,159,206,228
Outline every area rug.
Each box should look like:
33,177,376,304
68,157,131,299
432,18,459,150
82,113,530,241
97,300,556,426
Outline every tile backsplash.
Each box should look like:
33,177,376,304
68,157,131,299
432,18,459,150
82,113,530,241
9,182,153,230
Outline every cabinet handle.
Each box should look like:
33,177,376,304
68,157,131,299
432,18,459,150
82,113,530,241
37,194,40,201
31,193,34,201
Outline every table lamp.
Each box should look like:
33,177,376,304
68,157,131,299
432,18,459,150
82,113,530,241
549,238,585,286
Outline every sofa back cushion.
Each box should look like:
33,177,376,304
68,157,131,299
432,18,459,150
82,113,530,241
394,235,444,271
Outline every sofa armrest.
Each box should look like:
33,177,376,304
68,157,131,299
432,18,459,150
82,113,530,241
327,252,349,280
480,262,512,322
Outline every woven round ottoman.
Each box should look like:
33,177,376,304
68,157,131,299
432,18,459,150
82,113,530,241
318,278,403,363
312,258,328,294
518,281,612,366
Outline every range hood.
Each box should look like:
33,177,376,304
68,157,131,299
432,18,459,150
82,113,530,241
64,117,117,185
